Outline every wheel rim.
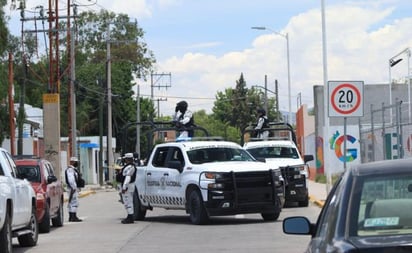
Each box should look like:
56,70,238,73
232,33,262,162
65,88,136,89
59,202,64,223
30,213,38,241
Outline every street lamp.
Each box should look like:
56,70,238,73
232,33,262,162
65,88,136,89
251,26,291,124
389,47,411,122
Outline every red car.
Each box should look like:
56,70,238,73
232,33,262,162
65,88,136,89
15,157,64,233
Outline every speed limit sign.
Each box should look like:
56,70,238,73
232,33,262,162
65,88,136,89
328,81,364,117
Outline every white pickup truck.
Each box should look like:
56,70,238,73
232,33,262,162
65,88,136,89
132,138,284,225
0,148,38,253
242,123,314,207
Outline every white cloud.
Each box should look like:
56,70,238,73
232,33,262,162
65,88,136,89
146,2,412,117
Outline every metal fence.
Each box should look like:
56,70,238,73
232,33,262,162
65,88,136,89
359,98,412,162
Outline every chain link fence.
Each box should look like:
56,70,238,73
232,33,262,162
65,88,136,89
359,98,412,162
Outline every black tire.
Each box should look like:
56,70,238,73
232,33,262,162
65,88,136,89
0,210,12,253
188,190,209,225
39,203,51,233
51,200,64,227
261,212,280,221
18,206,39,247
133,190,146,221
298,197,309,207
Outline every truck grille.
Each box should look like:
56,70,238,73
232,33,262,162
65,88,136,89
217,170,278,204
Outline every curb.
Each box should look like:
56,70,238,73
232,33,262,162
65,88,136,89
309,195,324,208
63,190,96,202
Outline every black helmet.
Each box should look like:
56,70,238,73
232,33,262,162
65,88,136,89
176,100,188,112
257,108,266,115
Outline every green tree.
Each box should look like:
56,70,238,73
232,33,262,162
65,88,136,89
193,110,238,142
55,10,156,152
212,73,269,141
0,0,12,144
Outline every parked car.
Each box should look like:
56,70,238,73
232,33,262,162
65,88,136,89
15,157,64,233
0,149,38,252
283,158,412,252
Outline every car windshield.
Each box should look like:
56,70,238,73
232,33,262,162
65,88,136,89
247,146,299,159
16,165,41,183
354,174,412,236
187,147,255,164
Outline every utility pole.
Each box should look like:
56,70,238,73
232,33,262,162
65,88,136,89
8,53,16,156
136,85,140,156
264,75,268,114
106,22,139,181
106,24,113,182
150,72,172,119
67,1,77,159
275,79,280,122
20,0,77,180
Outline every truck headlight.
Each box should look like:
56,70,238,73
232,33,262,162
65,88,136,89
208,183,225,189
204,172,224,180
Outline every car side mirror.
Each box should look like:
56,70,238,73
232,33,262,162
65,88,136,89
283,216,312,235
304,155,314,163
167,161,184,173
47,175,57,184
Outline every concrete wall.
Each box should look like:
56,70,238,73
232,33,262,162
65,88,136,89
313,82,412,175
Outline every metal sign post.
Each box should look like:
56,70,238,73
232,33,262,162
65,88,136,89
328,81,364,170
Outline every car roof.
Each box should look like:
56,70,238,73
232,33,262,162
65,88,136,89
14,158,44,166
243,140,296,149
351,158,412,177
157,140,242,150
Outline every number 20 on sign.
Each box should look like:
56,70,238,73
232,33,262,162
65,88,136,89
328,81,364,117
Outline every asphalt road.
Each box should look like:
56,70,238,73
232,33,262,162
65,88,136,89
13,189,321,253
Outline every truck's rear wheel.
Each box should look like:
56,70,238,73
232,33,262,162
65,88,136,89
17,205,39,247
261,212,280,221
298,197,309,207
51,200,64,227
133,190,146,220
188,190,209,225
0,211,12,253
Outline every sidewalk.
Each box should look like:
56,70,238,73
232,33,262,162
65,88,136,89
308,180,328,207
64,184,111,202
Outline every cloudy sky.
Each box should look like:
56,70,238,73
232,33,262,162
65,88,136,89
5,0,412,117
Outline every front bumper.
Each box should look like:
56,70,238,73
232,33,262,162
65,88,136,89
201,170,282,216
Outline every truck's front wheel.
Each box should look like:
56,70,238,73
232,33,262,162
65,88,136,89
0,211,12,253
188,190,209,225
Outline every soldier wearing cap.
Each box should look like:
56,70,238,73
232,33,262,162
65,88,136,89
119,153,137,224
65,156,83,222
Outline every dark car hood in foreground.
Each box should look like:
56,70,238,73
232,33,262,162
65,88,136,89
348,235,412,252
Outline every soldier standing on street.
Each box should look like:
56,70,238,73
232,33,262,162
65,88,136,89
119,153,137,224
65,157,83,222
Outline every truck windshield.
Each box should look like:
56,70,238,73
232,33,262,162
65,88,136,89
187,147,255,164
247,146,299,159
16,165,41,183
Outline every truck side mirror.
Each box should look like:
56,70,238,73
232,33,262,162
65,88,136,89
167,161,184,173
304,155,314,163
